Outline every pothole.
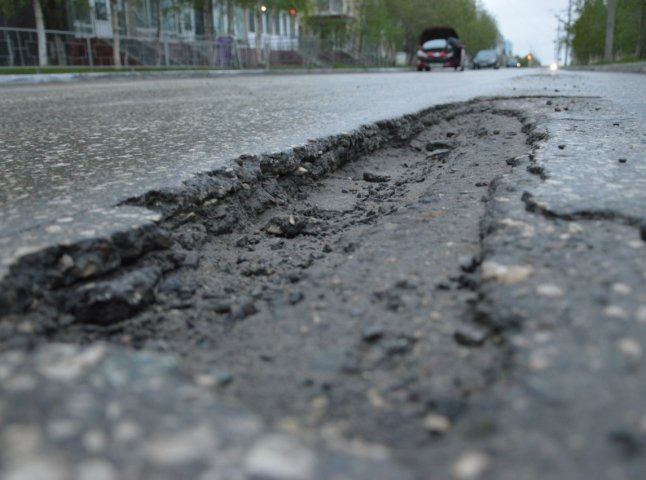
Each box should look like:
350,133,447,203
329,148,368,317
0,98,545,472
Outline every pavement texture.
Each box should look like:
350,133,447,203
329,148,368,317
0,68,563,278
1,70,646,479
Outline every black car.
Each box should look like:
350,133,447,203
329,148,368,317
473,50,499,69
416,26,465,71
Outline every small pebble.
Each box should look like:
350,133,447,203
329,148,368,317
481,261,534,284
363,171,391,183
612,283,632,295
362,326,384,343
536,284,564,298
636,305,646,323
454,325,488,347
424,414,451,434
452,451,491,480
618,338,642,359
459,255,478,273
558,144,566,150
618,158,627,163
604,305,628,319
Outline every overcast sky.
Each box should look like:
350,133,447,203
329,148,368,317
481,0,570,64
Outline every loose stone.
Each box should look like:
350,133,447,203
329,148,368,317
618,338,642,359
245,434,315,480
363,171,391,183
604,305,628,320
264,216,309,238
481,261,534,284
423,414,451,434
453,325,488,347
451,451,491,480
426,141,453,151
362,326,385,343
459,255,478,273
536,284,564,298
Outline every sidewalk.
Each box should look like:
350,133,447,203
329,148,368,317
567,61,646,74
0,67,410,85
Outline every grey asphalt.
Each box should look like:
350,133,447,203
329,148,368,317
0,69,618,275
2,68,646,479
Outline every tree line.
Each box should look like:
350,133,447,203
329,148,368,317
356,0,500,58
571,0,646,64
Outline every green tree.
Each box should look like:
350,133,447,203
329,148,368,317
0,0,49,66
604,0,617,61
615,0,646,58
571,0,606,64
355,0,500,61
1,0,96,67
572,0,646,64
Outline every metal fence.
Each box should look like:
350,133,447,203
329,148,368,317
0,26,397,69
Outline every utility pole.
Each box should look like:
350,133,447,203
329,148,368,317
605,0,617,62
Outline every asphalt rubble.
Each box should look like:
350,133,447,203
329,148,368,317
1,94,645,480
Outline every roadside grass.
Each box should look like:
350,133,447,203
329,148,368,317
0,66,240,75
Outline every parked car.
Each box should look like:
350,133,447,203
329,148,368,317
506,57,521,68
416,26,466,71
473,50,499,69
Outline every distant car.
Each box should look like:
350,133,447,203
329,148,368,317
506,58,520,68
473,50,499,69
416,26,466,71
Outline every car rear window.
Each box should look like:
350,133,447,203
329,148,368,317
476,50,497,60
422,39,448,50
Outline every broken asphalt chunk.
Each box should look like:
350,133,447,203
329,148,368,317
363,171,391,183
264,215,309,238
453,325,489,347
70,267,161,325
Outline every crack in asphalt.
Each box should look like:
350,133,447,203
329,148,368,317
4,95,642,478
0,99,541,472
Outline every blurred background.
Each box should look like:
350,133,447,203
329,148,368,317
0,0,643,70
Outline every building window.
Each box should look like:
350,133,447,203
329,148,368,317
95,0,108,20
183,12,193,31
316,0,329,13
248,11,255,33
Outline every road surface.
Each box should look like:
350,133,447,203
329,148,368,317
1,69,646,479
1,69,644,276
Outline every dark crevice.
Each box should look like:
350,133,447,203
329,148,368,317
522,190,646,230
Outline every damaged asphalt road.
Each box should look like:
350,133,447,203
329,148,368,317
1,81,646,478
